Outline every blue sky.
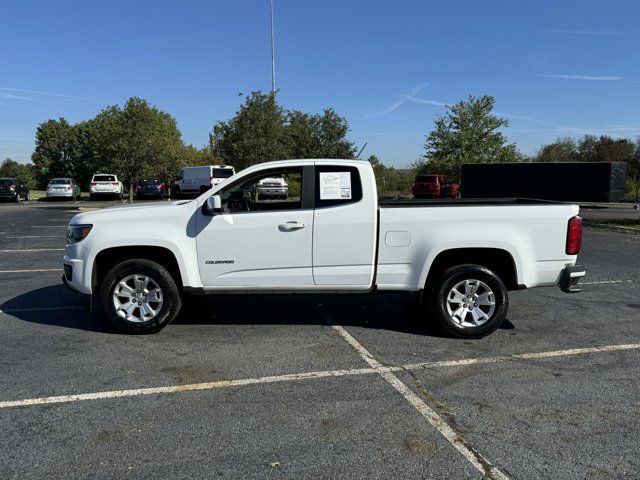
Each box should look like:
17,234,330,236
1,0,639,167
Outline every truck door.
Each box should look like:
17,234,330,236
196,166,314,288
312,164,377,288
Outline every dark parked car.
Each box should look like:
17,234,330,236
135,177,166,200
412,174,460,199
0,178,30,202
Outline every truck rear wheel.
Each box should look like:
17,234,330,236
99,259,182,334
427,264,508,338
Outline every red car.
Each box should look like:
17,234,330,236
412,174,460,199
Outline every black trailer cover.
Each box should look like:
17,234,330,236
461,162,627,202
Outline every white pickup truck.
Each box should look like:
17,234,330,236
63,159,585,337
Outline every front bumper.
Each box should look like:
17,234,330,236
62,273,92,311
559,265,586,293
258,188,288,197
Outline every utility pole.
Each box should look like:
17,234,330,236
270,0,276,95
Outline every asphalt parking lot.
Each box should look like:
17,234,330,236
1,201,639,479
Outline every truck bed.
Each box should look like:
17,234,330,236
375,198,579,291
379,197,563,207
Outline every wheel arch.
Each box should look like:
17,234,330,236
91,245,184,294
422,247,521,291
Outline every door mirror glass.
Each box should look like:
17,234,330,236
205,194,222,215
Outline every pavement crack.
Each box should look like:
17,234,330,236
404,369,507,480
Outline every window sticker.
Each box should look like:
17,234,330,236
319,172,351,200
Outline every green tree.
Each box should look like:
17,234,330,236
367,154,415,198
211,91,356,169
91,98,185,202
31,118,79,188
628,138,640,202
535,138,578,162
578,135,635,163
212,92,289,170
31,98,207,197
286,109,356,159
421,95,524,181
0,158,37,189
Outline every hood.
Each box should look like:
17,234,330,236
69,200,195,226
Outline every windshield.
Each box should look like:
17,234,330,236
94,175,115,182
49,179,70,185
0,179,15,186
212,168,234,178
417,175,438,183
139,178,161,186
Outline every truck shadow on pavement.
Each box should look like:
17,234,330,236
2,285,514,338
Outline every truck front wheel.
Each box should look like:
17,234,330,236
99,259,182,334
427,264,508,338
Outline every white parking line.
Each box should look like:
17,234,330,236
402,343,640,370
29,226,67,228
0,248,64,252
0,268,62,274
1,342,638,409
581,280,630,285
331,324,509,479
0,367,381,409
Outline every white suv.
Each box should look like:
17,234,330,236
89,174,123,200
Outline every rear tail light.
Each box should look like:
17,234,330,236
91,182,97,186
157,184,164,190
111,182,119,186
66,186,71,191
9,184,16,190
136,185,141,191
566,216,583,255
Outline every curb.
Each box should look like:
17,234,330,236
584,222,640,235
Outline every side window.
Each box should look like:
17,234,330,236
220,167,304,213
315,166,362,208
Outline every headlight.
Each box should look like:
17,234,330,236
67,224,93,244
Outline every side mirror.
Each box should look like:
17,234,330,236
205,194,223,215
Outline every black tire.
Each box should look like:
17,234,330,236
24,190,30,201
173,186,181,199
99,259,182,334
90,194,96,201
426,264,508,338
117,192,123,201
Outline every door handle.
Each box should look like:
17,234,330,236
278,221,306,231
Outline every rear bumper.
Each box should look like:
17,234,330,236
559,265,586,293
90,188,120,196
46,190,74,198
136,191,163,198
0,192,18,200
412,191,438,198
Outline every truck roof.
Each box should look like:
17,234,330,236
249,158,364,169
